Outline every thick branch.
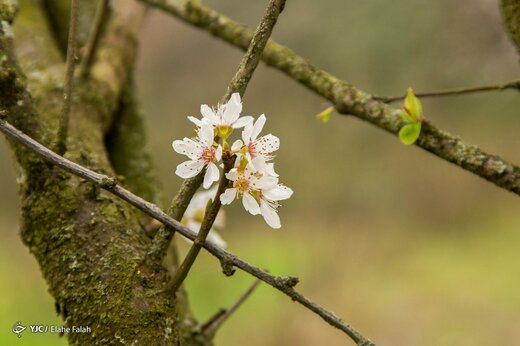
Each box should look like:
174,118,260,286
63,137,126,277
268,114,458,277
140,0,520,196
0,118,374,346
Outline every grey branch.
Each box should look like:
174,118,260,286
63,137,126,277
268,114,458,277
0,118,374,346
140,0,520,197
374,79,520,103
78,0,110,78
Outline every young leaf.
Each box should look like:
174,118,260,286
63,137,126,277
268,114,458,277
404,88,423,122
399,122,421,145
315,106,334,123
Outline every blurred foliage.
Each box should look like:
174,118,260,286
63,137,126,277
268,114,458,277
1,0,520,345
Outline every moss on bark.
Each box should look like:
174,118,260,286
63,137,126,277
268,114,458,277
0,1,212,344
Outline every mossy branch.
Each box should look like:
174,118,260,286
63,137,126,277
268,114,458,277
140,0,520,197
0,117,374,346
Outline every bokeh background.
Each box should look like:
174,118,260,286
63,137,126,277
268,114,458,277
2,0,520,345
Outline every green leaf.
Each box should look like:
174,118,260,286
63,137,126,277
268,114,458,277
401,110,414,123
399,122,421,145
315,106,334,123
404,88,423,122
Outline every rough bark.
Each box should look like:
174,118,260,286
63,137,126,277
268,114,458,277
1,1,206,344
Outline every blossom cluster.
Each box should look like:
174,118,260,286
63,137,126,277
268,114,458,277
172,93,292,229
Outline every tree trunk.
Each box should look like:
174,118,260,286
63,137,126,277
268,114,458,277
0,0,206,344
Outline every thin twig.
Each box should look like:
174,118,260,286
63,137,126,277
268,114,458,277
55,0,79,156
201,279,261,337
169,154,234,292
78,0,110,78
0,118,374,346
139,0,520,197
146,0,287,267
374,80,520,103
221,0,286,103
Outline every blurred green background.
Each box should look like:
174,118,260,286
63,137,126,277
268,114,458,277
2,0,520,345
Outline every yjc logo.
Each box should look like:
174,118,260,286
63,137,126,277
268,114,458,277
12,321,26,338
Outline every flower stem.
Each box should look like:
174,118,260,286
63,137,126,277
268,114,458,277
169,153,235,293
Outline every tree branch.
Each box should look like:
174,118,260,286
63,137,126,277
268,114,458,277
0,118,374,346
140,0,520,197
200,279,261,338
78,0,110,79
374,79,520,103
169,154,234,292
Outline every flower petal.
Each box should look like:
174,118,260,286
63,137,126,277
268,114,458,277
256,134,280,154
220,188,237,205
242,123,253,143
231,139,244,152
223,92,242,124
263,184,293,201
203,163,220,189
172,138,200,158
232,116,253,129
251,114,266,141
225,168,238,181
187,116,202,127
176,160,204,178
201,104,220,124
242,193,261,215
199,121,215,146
260,200,281,229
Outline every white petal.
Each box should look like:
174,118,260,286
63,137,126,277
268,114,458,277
263,184,293,201
225,168,238,181
260,200,281,229
176,160,204,178
231,139,244,152
220,188,237,205
201,104,220,124
199,121,215,146
242,123,253,143
203,163,220,189
242,193,261,215
223,93,242,124
187,116,202,127
251,114,266,141
215,145,223,161
232,116,253,129
256,134,280,154
255,174,279,189
250,157,278,177
172,138,200,158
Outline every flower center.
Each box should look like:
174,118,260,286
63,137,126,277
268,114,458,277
216,125,233,140
247,141,257,158
234,176,250,195
201,146,216,164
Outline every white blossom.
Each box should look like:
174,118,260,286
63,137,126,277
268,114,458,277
172,121,222,189
188,93,253,133
220,166,292,229
181,187,226,248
